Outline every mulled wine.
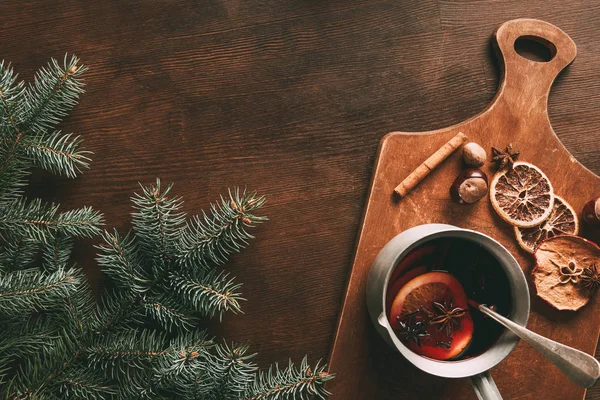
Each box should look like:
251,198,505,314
386,238,512,361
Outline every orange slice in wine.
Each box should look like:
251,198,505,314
389,271,474,360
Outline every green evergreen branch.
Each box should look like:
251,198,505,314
41,234,73,272
0,62,336,400
131,179,185,263
93,290,143,334
245,357,333,400
0,198,103,242
54,206,104,238
86,329,171,377
60,279,96,335
56,368,114,400
25,131,91,178
0,138,29,201
171,270,244,320
0,268,81,316
9,328,82,399
24,54,87,137
0,236,38,273
142,295,193,332
202,343,257,400
176,188,267,271
0,198,59,242
0,61,27,187
87,329,212,384
0,61,26,131
96,230,152,293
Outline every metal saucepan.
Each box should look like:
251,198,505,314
366,224,529,399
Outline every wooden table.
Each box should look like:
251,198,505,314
6,1,599,399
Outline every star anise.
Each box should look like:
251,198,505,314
430,300,466,337
491,144,520,170
395,311,430,346
580,262,600,291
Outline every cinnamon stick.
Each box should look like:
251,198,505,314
394,132,467,197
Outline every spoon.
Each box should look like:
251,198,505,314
468,299,600,388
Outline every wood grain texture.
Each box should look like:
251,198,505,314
328,18,599,400
1,2,598,399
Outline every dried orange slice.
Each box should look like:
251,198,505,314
532,235,600,311
490,161,554,228
514,195,579,253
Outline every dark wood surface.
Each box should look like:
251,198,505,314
328,18,600,400
4,1,599,399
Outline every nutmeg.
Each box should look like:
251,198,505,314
582,198,600,225
450,168,488,204
462,142,486,167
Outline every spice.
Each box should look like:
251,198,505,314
430,300,466,336
491,144,519,170
395,312,430,346
581,263,600,291
394,132,467,198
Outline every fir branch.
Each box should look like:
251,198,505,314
0,268,81,316
142,295,193,332
56,368,114,400
96,230,152,293
8,328,82,399
0,236,38,273
201,343,257,400
0,61,27,199
59,279,96,336
171,270,244,320
0,60,26,131
245,357,333,400
86,329,171,378
0,198,103,242
176,188,267,271
87,329,212,384
41,234,73,272
131,179,185,264
0,198,58,242
25,131,91,178
0,139,29,202
54,206,104,238
93,289,143,335
24,54,87,138
0,319,60,366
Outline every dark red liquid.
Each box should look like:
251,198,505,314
386,238,512,360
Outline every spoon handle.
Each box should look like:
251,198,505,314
479,305,600,388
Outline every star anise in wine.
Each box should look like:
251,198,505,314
430,300,466,336
396,311,430,346
580,262,600,291
491,144,520,170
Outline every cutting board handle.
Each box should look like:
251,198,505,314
493,19,577,99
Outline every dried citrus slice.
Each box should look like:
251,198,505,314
532,235,600,311
514,195,579,253
389,272,473,360
490,161,554,228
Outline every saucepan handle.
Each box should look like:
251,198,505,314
470,371,503,400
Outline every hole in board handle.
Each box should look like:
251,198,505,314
514,36,556,63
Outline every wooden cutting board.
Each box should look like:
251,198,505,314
327,19,600,400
